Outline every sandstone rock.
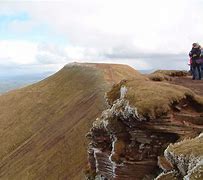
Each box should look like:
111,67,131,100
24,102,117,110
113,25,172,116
158,156,174,172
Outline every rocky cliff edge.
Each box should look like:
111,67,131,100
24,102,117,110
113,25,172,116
85,72,203,180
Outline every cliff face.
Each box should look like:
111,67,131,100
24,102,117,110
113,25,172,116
86,75,203,179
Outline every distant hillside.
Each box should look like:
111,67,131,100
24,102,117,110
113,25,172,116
0,72,54,94
0,63,141,180
138,69,155,74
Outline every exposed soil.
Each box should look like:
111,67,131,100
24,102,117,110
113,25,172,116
170,76,203,96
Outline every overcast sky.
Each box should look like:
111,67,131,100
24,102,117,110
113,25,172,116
0,0,203,75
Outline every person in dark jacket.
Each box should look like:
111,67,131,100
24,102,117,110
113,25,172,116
189,43,201,80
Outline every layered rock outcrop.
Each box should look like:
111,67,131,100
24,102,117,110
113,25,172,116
156,133,203,179
86,77,203,180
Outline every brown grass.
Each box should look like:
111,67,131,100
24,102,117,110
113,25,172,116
0,63,140,180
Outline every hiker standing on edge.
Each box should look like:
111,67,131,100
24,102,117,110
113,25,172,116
189,43,201,80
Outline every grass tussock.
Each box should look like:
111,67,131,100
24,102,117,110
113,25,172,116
167,134,203,157
153,70,189,77
148,73,172,82
107,79,203,119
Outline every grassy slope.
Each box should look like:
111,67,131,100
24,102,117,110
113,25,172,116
0,63,141,180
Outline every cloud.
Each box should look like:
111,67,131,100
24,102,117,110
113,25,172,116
2,0,202,50
36,43,69,64
0,40,68,66
0,39,190,72
0,0,203,72
0,40,38,64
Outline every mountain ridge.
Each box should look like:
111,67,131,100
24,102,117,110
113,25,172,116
1,63,202,179
0,63,141,179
